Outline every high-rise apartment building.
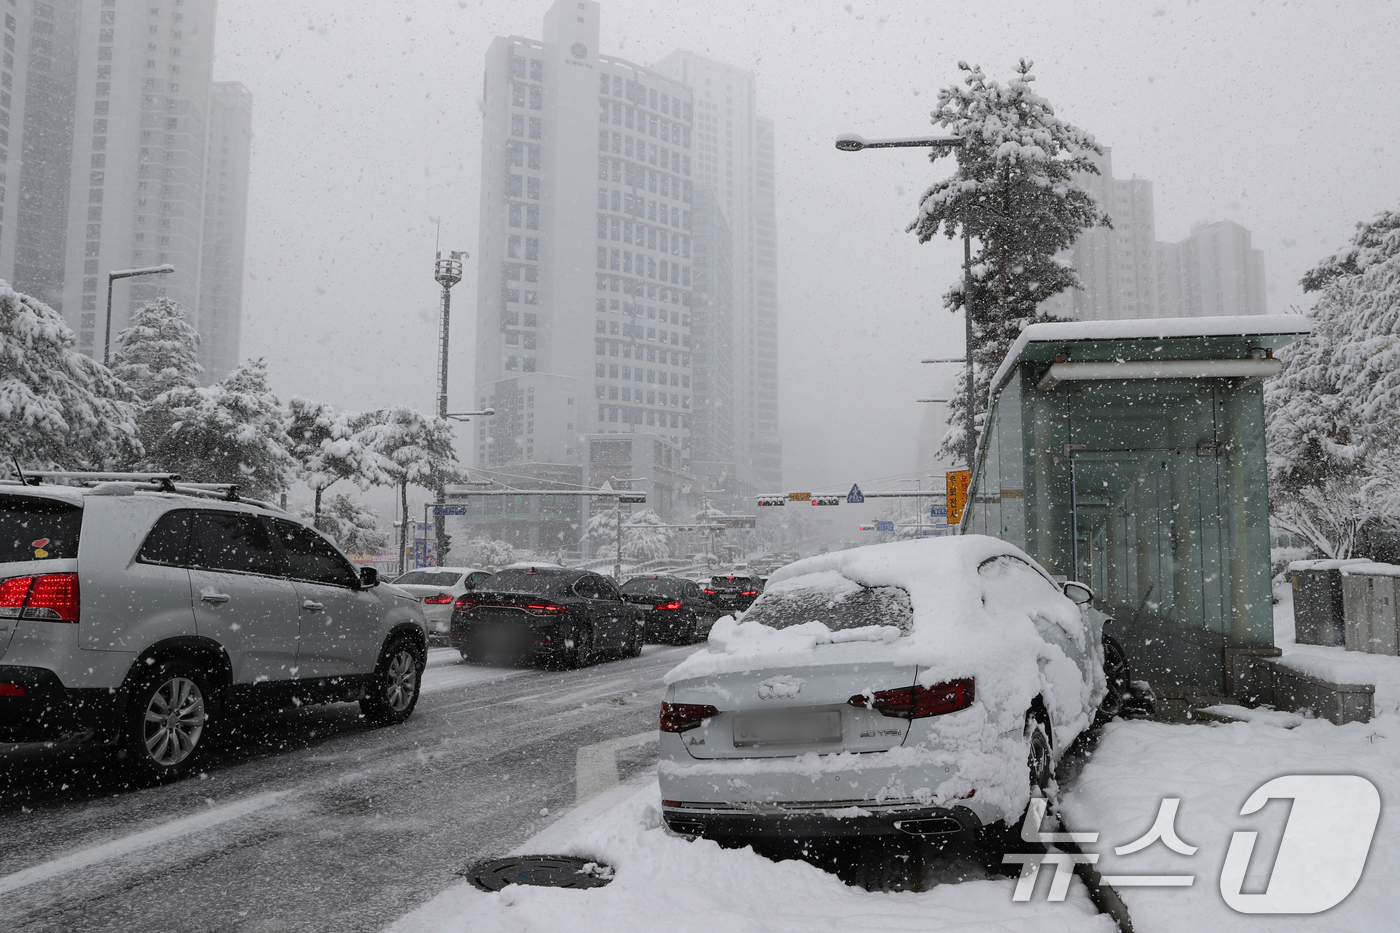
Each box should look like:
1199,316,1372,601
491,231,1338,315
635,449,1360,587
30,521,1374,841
688,181,732,468
653,50,780,494
0,0,250,382
1041,149,1264,322
475,2,698,482
198,80,252,378
1157,220,1266,319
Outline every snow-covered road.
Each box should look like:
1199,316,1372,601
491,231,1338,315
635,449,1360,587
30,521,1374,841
0,645,695,932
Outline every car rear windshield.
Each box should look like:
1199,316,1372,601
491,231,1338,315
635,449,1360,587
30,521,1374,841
484,569,571,596
0,495,83,563
622,578,683,597
394,570,463,587
711,576,757,588
743,579,913,635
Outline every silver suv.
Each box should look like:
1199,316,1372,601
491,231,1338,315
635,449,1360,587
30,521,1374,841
0,473,428,780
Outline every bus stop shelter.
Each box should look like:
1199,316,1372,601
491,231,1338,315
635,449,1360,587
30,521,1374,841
961,316,1310,691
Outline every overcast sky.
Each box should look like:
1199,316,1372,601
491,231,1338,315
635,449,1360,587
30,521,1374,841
214,0,1400,508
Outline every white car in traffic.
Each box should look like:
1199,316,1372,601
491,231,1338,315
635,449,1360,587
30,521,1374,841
391,567,493,633
658,535,1127,847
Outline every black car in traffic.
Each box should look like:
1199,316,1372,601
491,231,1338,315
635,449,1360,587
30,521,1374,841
705,574,765,612
620,575,725,644
450,567,643,667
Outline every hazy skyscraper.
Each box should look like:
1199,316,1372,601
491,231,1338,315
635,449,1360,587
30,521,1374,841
1157,220,1267,319
198,80,252,381
654,50,781,493
475,0,697,472
0,1,249,381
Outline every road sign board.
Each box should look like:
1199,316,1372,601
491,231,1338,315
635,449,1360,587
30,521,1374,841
847,484,864,504
876,520,894,532
929,505,947,519
788,492,812,502
617,493,647,504
433,506,468,516
859,524,877,531
946,470,972,525
723,516,757,528
757,497,786,507
811,496,840,507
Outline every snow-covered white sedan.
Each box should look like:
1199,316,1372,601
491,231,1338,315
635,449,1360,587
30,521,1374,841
391,567,493,633
658,535,1127,847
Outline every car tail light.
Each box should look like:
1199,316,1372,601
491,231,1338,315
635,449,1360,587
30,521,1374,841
0,683,25,698
703,588,716,595
655,600,683,611
0,573,79,623
525,603,567,616
423,592,455,604
454,595,475,608
848,679,975,720
660,701,718,733
740,590,758,596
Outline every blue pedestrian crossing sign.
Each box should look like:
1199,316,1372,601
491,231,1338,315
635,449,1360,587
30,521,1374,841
847,483,864,504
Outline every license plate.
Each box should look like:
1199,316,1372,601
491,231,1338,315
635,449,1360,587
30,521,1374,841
733,710,842,747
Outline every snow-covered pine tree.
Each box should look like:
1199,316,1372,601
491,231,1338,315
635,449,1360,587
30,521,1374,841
300,491,390,555
908,59,1110,462
356,407,462,571
111,298,202,401
1267,209,1400,558
0,281,141,469
584,507,624,559
622,508,672,561
143,358,293,499
111,297,202,456
285,398,389,524
453,538,516,569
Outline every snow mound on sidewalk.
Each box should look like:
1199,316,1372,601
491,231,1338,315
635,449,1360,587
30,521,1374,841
1061,716,1400,932
386,780,1113,933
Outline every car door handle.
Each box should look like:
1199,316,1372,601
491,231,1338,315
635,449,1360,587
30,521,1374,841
201,592,231,604
302,600,325,612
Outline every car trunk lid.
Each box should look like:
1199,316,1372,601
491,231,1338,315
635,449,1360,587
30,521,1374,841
668,642,917,759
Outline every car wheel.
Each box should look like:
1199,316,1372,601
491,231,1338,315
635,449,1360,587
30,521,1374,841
1026,713,1052,796
567,625,594,668
360,636,424,726
123,662,211,781
1095,635,1131,726
631,620,644,657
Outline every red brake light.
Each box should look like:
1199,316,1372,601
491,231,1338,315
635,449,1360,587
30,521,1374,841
525,603,567,616
454,595,475,607
848,679,975,719
423,592,455,605
0,576,34,617
703,589,716,595
655,600,683,611
0,573,79,623
740,590,758,596
0,683,25,697
660,701,718,733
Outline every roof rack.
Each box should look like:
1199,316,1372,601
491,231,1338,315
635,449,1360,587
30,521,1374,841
5,469,285,513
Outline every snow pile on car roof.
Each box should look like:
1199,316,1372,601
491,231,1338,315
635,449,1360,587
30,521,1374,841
666,535,1098,745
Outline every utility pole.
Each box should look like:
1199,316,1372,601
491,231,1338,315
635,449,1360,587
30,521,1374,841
434,250,465,565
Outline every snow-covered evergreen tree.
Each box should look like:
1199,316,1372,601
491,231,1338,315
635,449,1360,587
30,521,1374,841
453,538,516,569
111,298,202,402
356,407,462,569
622,508,673,561
0,281,141,469
1267,209,1400,557
143,359,293,499
299,491,389,554
285,398,389,523
585,508,624,559
908,59,1110,461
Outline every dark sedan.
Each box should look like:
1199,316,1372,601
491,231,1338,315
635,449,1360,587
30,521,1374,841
705,574,765,612
620,575,724,644
449,567,644,667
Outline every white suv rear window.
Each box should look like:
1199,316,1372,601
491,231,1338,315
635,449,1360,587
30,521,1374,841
0,495,82,563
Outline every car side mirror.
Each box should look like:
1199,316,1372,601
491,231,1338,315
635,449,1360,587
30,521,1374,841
1063,581,1093,606
359,567,380,589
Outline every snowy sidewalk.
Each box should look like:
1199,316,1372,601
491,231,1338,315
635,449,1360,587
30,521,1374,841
385,776,1113,933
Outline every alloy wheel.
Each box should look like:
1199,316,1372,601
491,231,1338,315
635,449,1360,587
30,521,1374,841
142,676,206,767
384,650,418,712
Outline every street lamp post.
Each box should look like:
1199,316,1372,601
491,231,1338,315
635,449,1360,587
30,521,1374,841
104,264,175,366
836,133,977,473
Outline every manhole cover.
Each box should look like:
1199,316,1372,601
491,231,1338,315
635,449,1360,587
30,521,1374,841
464,855,615,892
